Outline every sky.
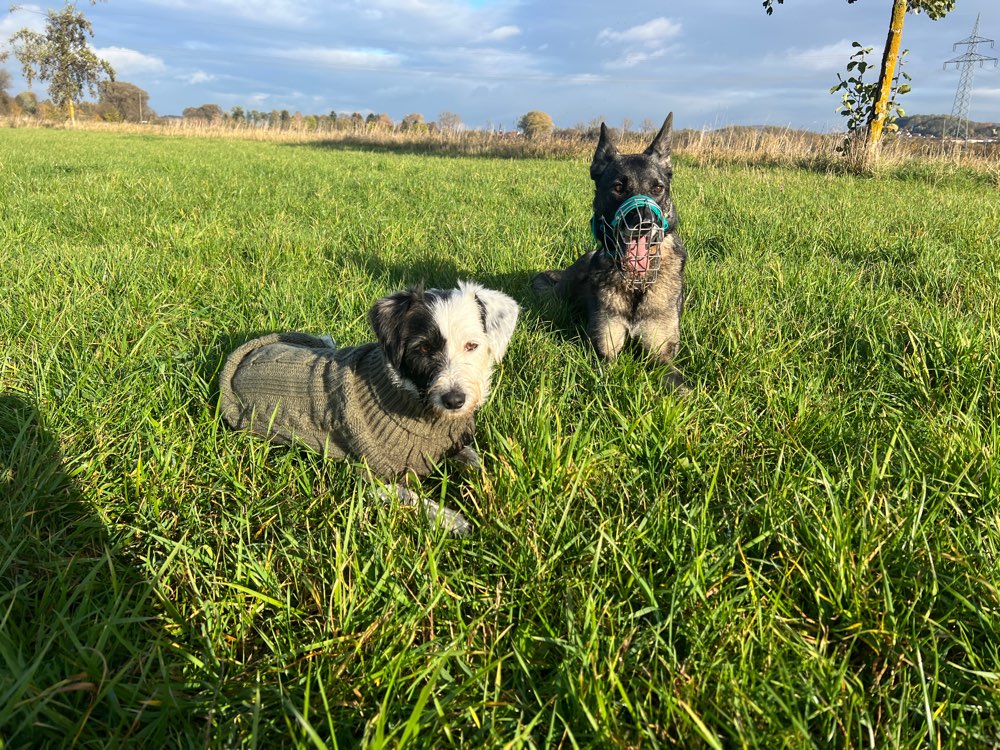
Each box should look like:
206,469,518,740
2,0,998,132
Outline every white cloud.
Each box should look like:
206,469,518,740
143,0,310,26
597,17,682,45
179,71,217,84
182,41,219,51
596,17,681,71
0,4,45,41
482,25,521,41
776,39,859,73
271,47,403,70
976,87,1000,100
568,74,609,85
359,0,516,44
422,46,541,79
95,47,167,75
612,49,668,70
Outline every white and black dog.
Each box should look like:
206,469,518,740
219,281,519,535
367,281,517,419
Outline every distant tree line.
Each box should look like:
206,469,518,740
181,106,402,133
176,107,470,135
0,75,155,121
0,76,686,143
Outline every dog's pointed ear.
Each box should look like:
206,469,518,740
590,122,619,182
464,282,519,362
644,113,673,169
369,287,421,369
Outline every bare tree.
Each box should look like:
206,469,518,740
438,111,462,133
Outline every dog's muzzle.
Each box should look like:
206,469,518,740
593,195,667,290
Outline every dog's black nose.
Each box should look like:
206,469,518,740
441,390,466,410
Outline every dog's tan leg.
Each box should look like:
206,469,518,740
589,313,629,360
636,318,680,364
635,318,689,393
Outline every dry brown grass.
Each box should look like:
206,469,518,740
4,114,998,179
671,124,999,178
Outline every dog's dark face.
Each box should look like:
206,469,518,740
591,114,678,278
370,287,448,397
368,282,519,417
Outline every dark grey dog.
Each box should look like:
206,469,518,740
533,114,686,372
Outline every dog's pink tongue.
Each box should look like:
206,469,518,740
624,235,650,274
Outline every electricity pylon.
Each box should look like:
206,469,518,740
943,14,997,142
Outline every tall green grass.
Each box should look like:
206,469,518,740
1,129,998,747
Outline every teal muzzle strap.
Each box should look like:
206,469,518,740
591,194,669,243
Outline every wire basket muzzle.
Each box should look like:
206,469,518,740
597,195,668,289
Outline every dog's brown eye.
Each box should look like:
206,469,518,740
418,343,431,354
650,184,664,196
612,182,625,195
464,342,479,352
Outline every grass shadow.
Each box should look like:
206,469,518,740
332,244,546,313
334,245,598,351
286,135,585,161
0,393,189,743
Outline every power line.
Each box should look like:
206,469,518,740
943,14,997,142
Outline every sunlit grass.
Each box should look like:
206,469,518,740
1,128,998,747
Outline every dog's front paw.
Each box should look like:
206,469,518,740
531,271,561,296
376,483,472,536
452,445,481,470
421,500,472,537
380,483,419,506
662,370,690,395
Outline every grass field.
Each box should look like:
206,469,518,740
1,128,998,748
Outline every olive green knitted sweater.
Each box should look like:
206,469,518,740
219,333,475,478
